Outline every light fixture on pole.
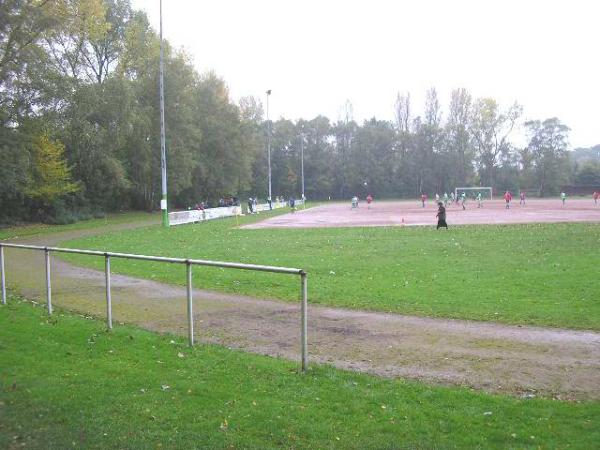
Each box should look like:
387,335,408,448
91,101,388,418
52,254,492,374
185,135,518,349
266,89,272,203
159,0,168,227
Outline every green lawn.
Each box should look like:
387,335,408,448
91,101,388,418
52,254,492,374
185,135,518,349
61,214,600,330
0,211,158,240
1,299,598,449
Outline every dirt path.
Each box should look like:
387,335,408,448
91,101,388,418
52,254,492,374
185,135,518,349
2,223,600,400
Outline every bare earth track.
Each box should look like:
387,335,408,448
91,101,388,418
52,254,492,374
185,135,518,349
2,210,600,400
244,198,600,229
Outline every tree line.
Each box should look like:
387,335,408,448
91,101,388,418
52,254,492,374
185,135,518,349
2,0,599,224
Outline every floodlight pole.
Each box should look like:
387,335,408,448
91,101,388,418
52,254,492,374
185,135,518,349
300,127,305,201
266,90,272,202
159,0,168,227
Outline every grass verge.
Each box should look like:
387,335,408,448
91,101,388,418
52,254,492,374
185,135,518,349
1,299,598,449
0,212,159,241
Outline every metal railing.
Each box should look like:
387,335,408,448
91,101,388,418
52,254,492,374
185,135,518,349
0,243,309,371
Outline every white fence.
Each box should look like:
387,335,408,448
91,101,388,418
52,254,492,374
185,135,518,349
170,198,306,225
253,199,304,213
169,205,243,226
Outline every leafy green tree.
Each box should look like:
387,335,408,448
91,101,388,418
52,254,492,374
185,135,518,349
524,118,570,196
445,88,473,188
27,133,78,201
470,98,522,189
574,162,600,186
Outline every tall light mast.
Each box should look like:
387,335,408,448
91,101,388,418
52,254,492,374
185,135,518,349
266,89,272,202
159,0,168,227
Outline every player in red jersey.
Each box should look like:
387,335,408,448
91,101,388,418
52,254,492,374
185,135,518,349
504,191,512,209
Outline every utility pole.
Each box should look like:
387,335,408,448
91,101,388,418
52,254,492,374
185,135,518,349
266,90,272,202
300,126,305,201
159,0,168,227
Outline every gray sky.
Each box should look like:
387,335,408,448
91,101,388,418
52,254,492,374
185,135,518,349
132,0,599,148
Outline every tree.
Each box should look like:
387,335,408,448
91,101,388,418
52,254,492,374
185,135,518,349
43,0,129,84
351,118,397,196
27,133,78,202
0,0,65,123
524,118,570,196
445,88,473,187
332,100,357,198
470,99,522,189
574,162,600,186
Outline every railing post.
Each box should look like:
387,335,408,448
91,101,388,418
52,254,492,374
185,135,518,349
105,254,112,330
300,271,308,372
0,245,6,305
45,248,52,315
186,261,194,346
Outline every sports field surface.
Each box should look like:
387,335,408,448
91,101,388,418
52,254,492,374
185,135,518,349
245,198,600,229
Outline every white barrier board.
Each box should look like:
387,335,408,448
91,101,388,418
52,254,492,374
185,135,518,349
252,199,303,213
169,205,243,226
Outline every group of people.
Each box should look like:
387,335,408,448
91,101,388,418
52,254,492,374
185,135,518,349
217,197,240,208
192,197,240,211
247,196,297,214
351,194,374,209
424,191,482,210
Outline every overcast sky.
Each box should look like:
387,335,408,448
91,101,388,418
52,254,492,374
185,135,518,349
131,0,599,148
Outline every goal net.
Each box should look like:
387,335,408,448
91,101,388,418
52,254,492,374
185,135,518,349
455,187,493,200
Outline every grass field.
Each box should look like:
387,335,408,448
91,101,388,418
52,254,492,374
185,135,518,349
61,213,600,330
0,211,158,240
1,299,598,449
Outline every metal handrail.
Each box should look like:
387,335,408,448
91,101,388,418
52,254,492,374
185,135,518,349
0,242,309,371
0,243,304,274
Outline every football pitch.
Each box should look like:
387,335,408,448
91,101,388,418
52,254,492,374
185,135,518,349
59,203,600,330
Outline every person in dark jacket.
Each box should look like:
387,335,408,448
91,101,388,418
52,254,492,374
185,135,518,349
436,201,448,229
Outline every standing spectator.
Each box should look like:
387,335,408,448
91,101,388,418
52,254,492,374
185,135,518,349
267,196,272,210
593,191,599,205
420,193,427,208
247,197,254,214
561,192,567,206
476,192,482,208
520,191,526,206
436,202,448,229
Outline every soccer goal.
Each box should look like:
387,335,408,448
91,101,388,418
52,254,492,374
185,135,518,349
455,187,493,200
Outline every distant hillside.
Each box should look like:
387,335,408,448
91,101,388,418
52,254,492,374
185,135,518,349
571,145,600,164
